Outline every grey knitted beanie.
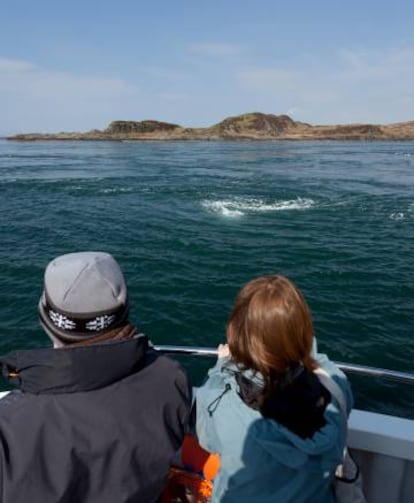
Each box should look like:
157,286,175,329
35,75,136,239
38,251,129,344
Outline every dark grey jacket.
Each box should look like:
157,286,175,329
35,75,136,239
0,336,191,503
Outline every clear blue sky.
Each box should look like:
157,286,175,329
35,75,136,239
1,0,414,134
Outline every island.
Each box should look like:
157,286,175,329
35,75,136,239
6,113,414,141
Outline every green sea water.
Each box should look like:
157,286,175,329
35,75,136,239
0,139,413,417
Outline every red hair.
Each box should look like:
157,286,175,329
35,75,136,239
227,275,316,384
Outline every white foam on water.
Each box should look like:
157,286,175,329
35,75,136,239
202,200,243,217
202,197,315,217
390,212,405,221
101,187,135,194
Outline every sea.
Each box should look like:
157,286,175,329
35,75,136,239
0,139,413,418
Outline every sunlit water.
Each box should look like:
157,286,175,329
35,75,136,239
0,139,413,417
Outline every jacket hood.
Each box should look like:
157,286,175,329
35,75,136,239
0,335,149,394
251,406,343,470
220,361,344,470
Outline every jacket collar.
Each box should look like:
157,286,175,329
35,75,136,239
0,335,149,394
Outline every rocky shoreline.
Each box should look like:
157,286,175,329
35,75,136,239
7,113,414,141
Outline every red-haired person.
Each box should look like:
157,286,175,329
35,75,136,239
196,275,353,503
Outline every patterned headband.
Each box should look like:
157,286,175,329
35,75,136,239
44,297,128,334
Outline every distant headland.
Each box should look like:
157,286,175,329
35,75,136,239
6,113,414,141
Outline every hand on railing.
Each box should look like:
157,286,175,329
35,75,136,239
217,344,231,359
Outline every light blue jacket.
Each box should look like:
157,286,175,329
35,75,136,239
196,352,353,503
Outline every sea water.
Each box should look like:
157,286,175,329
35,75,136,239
0,139,413,417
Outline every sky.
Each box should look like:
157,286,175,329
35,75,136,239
1,0,414,134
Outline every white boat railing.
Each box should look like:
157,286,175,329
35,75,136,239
153,344,414,385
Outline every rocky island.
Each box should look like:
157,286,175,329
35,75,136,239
7,113,414,141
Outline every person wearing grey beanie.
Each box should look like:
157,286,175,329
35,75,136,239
38,251,133,347
0,251,191,503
